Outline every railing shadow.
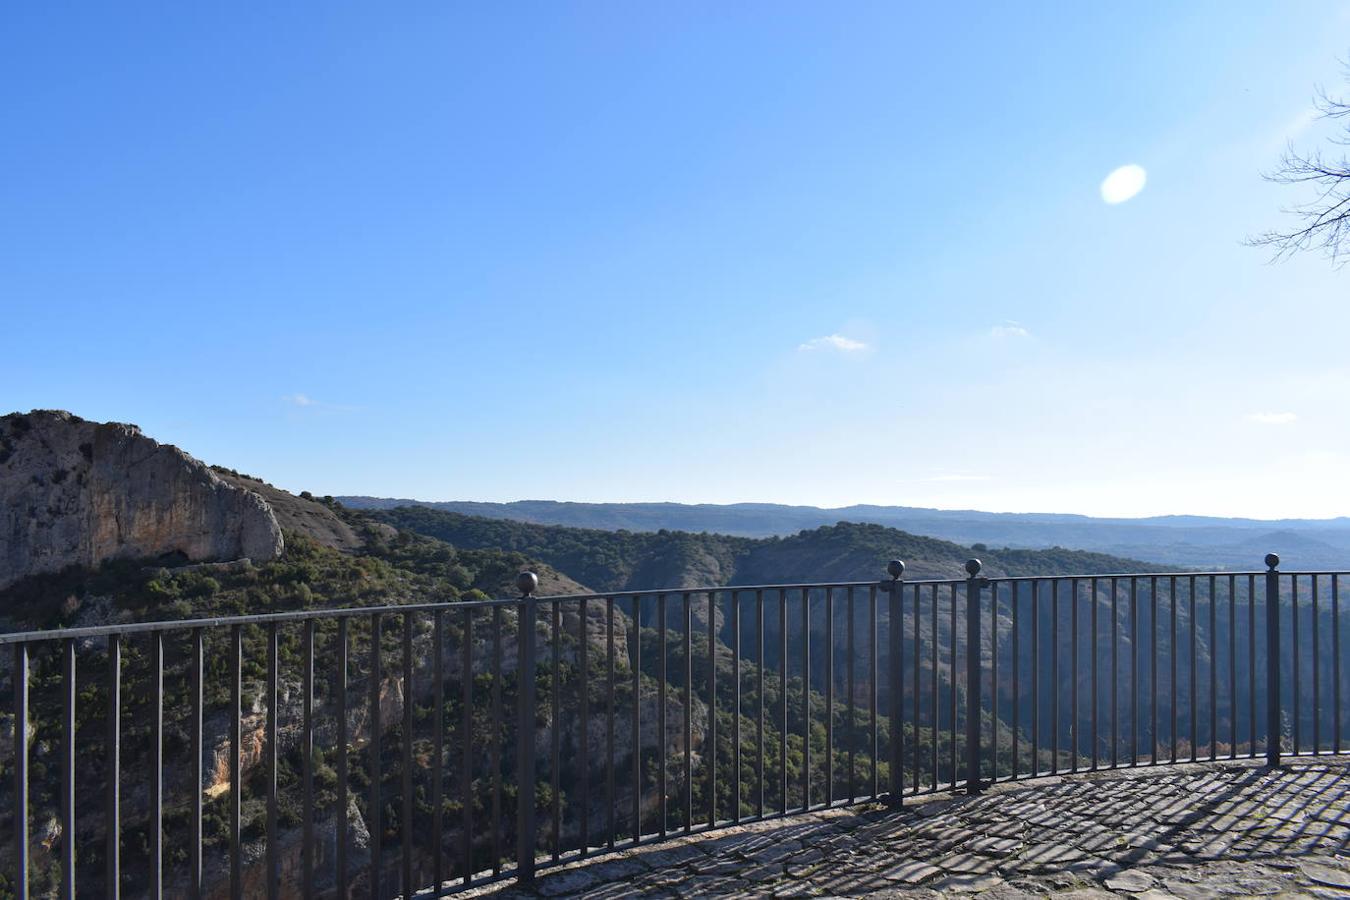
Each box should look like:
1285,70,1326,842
521,760,1350,898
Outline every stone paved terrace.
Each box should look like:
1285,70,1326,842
462,757,1350,898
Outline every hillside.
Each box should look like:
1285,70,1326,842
0,416,586,632
340,496,1350,570
364,505,1170,593
0,507,587,639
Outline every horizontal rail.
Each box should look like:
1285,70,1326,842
0,582,890,644
0,572,1301,645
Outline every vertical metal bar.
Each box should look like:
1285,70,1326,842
950,583,958,787
1336,575,1342,755
579,597,590,852
1070,578,1078,774
1229,575,1237,759
266,623,279,900
607,598,616,847
825,587,833,804
1130,578,1138,766
846,586,855,803
966,565,983,794
461,609,473,884
755,589,765,818
228,627,239,900
659,593,669,834
874,585,885,804
491,607,503,872
632,595,641,840
302,621,315,900
1031,580,1039,777
1249,574,1257,758
931,584,938,789
711,591,719,825
432,610,444,893
1215,577,1225,761
802,588,811,810
552,601,561,859
151,630,164,900
912,583,920,792
14,642,27,900
63,638,77,900
402,613,416,893
1313,575,1321,753
685,593,694,831
1013,582,1020,778
1111,578,1118,768
1151,576,1158,766
1170,576,1178,763
337,618,349,898
369,614,382,900
991,581,998,781
1189,577,1197,762
733,589,742,820
891,577,901,804
1091,577,1098,770
517,592,539,885
1051,579,1059,775
781,589,789,812
1266,557,1282,766
1293,576,1300,755
756,590,764,819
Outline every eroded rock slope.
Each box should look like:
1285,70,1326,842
0,410,283,589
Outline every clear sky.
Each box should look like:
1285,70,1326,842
5,4,1350,519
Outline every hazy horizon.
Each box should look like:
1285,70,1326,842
331,490,1350,525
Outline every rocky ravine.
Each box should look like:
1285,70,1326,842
0,410,284,589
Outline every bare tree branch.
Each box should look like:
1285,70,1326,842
1248,64,1350,264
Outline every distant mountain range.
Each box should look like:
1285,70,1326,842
338,497,1350,570
362,505,1168,594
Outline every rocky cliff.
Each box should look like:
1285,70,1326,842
0,410,284,589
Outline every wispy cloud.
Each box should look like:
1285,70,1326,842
1246,411,1298,425
797,334,869,353
282,393,360,412
990,322,1030,339
1280,107,1320,144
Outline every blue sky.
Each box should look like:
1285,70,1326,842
5,3,1350,518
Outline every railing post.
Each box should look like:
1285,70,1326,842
515,572,540,886
966,559,986,795
1265,554,1281,768
886,560,906,805
14,642,28,900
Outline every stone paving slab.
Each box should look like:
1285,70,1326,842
459,757,1350,898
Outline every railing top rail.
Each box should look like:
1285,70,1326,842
994,569,1344,580
0,580,883,645
0,565,1337,646
988,570,1265,581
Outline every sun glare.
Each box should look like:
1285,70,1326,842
1100,164,1147,204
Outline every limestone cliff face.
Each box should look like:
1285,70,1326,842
0,410,284,589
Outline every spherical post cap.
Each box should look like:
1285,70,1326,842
516,571,539,596
886,559,906,579
965,558,983,577
1265,553,1280,570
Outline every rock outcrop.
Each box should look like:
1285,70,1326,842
213,469,365,552
0,410,284,589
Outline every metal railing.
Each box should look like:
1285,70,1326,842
1,553,1343,897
